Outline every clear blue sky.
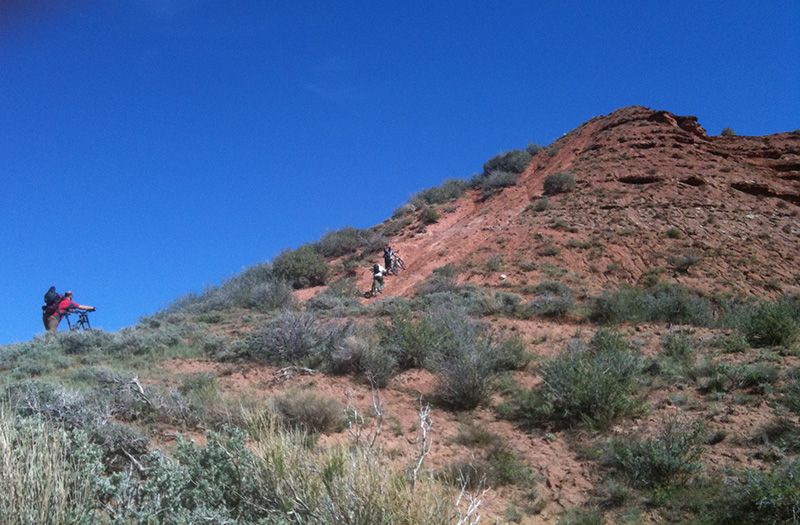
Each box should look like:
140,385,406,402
1,1,798,343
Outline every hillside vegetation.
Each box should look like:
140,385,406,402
3,106,800,524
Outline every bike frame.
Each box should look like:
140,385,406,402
390,253,406,272
65,310,92,331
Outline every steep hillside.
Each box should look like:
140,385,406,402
3,107,799,525
342,106,799,301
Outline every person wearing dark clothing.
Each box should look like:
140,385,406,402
383,245,394,274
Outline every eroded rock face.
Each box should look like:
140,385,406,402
649,110,708,139
675,115,708,138
551,106,799,203
359,105,800,302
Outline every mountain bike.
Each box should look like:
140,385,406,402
64,309,93,331
390,252,406,274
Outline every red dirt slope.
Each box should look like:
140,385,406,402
340,106,799,301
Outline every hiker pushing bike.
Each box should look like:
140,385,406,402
383,245,406,275
365,245,409,298
42,287,96,334
367,263,389,298
390,251,406,274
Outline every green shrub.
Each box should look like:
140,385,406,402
484,445,533,486
315,227,386,258
378,310,441,370
440,445,532,489
546,143,561,157
538,244,560,257
4,380,157,469
783,369,800,415
665,227,683,239
307,278,362,312
662,330,695,367
272,245,330,289
0,411,101,524
273,389,344,433
603,419,704,488
526,143,544,155
557,509,604,525
411,179,469,207
6,344,70,379
323,332,366,375
0,342,34,370
668,253,702,273
179,372,219,404
528,281,575,318
477,170,521,198
206,264,294,312
419,206,441,225
527,196,551,212
380,215,413,237
438,459,489,490
416,264,461,296
691,360,777,394
107,326,183,356
502,329,641,429
482,149,532,175
590,327,630,353
90,421,150,470
380,306,518,409
491,291,528,318
358,344,398,388
427,308,499,410
741,299,799,347
168,263,295,313
691,360,740,393
705,460,800,525
433,337,496,410
712,332,749,353
488,336,529,372
589,284,714,326
89,428,284,523
244,309,350,367
415,286,503,317
246,417,465,524
306,292,362,314
7,381,106,430
739,362,779,391
431,263,460,277
53,330,117,355
752,418,800,454
721,127,737,137
453,420,500,448
0,407,470,525
485,254,504,272
543,171,576,195
552,217,576,232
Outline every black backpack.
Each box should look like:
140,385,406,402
43,287,61,313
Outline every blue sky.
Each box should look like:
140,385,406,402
1,1,798,343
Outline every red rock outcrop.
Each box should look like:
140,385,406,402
339,106,800,300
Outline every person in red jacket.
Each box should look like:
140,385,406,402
45,291,95,334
